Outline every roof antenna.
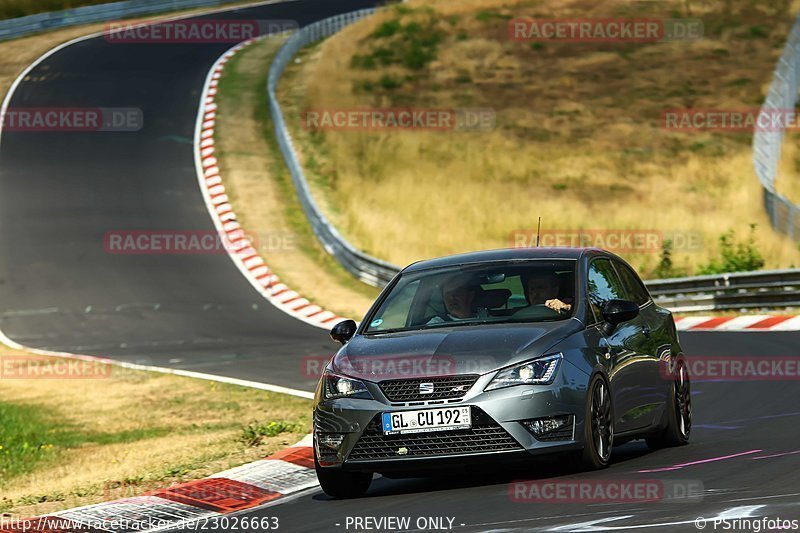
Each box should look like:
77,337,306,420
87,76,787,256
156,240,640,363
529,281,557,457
536,217,542,247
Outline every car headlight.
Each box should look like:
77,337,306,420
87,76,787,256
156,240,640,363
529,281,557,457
485,353,562,391
322,371,373,400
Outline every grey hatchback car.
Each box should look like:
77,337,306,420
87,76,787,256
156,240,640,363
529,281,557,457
313,248,691,498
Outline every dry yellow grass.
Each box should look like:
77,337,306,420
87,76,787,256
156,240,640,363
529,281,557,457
0,347,310,518
276,0,800,276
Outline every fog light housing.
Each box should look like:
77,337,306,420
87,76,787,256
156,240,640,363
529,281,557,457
317,433,345,450
315,432,345,467
521,415,574,441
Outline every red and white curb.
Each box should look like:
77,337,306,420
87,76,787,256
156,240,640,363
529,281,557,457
674,315,800,331
0,436,316,533
194,37,347,330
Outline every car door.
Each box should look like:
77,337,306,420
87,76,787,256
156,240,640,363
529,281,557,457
587,258,654,434
613,260,672,413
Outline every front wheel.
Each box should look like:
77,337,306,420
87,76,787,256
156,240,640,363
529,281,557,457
580,374,614,469
314,449,372,498
647,360,691,449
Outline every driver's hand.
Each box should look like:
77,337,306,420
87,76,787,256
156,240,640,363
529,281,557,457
545,299,572,314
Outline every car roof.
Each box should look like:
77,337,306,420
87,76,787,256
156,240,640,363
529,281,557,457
402,247,608,273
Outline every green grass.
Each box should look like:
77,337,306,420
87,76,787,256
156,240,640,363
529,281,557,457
0,401,176,486
0,402,66,482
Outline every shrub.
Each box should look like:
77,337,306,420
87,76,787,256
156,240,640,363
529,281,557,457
240,421,297,447
372,19,401,38
651,240,688,279
350,7,445,84
379,74,401,90
698,225,765,275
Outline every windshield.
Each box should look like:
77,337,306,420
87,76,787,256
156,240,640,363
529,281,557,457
364,260,577,333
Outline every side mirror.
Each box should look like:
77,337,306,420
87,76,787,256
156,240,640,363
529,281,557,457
330,319,357,345
601,299,639,334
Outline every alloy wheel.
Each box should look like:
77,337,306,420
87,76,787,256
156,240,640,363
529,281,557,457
591,379,613,463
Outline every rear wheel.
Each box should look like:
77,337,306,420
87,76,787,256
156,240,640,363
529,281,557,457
314,448,372,498
581,374,614,469
647,360,691,449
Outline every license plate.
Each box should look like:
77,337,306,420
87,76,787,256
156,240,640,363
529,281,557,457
382,406,471,435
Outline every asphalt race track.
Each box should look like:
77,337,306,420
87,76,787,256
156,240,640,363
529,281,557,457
0,1,798,531
0,0,377,392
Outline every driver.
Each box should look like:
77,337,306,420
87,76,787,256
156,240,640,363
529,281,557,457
427,275,479,324
523,271,572,314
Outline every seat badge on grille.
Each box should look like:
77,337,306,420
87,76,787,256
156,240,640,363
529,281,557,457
419,382,434,394
450,385,468,392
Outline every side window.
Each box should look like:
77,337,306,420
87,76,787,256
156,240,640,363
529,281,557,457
373,280,420,329
614,262,651,306
587,259,625,319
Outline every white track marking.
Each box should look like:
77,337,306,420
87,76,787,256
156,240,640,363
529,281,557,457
0,327,314,398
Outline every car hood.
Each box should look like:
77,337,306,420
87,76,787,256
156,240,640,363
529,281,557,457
332,319,583,380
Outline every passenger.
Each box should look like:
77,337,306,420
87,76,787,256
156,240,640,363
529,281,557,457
523,271,572,314
427,275,478,324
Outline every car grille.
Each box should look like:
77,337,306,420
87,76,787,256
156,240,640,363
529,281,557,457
347,407,522,461
378,375,479,402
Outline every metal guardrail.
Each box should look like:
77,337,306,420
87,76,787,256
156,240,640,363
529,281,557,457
752,14,800,241
0,0,242,41
646,269,800,312
267,10,800,311
267,8,401,287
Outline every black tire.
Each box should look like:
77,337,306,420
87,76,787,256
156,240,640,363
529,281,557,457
314,449,372,498
580,374,614,470
647,360,691,449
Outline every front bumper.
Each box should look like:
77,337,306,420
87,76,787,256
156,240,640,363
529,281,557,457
314,363,589,473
